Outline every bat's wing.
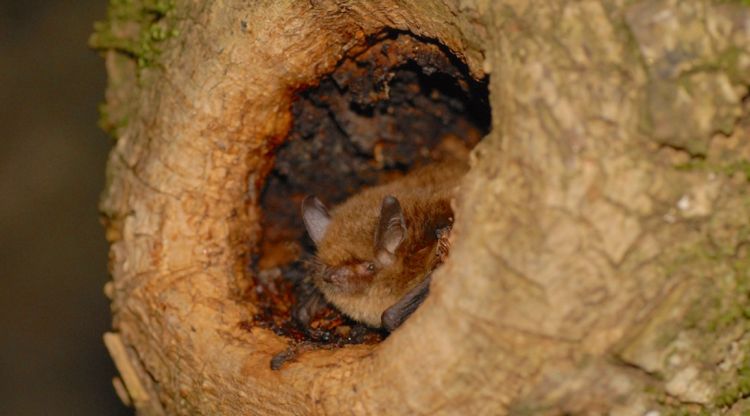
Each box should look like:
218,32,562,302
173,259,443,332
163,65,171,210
381,274,432,332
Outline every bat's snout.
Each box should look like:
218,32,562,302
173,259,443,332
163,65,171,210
324,267,353,285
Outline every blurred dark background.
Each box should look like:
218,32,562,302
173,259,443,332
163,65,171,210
0,1,129,415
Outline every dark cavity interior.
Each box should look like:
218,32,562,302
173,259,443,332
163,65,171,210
244,32,491,353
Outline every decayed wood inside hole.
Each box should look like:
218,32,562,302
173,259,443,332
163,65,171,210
244,32,491,350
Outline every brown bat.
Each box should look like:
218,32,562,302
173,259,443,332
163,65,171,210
298,160,467,331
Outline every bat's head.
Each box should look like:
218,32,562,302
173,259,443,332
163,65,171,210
301,194,407,296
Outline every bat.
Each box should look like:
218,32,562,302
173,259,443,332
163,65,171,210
298,160,466,331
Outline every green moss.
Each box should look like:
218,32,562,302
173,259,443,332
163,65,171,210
90,0,178,138
667,238,750,337
716,47,743,81
659,239,750,411
97,102,130,137
712,261,750,408
708,256,750,331
708,303,744,331
674,159,750,181
89,0,178,69
714,357,750,407
662,402,713,416
713,0,750,7
682,45,749,86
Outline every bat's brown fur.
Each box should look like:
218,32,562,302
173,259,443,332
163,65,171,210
308,160,468,327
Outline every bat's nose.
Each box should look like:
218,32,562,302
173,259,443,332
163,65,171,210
324,268,352,285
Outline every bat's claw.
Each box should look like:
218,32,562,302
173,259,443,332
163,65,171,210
435,224,452,263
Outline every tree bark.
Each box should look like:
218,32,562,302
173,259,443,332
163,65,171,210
93,0,750,414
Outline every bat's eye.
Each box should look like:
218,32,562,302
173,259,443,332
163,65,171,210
355,262,377,276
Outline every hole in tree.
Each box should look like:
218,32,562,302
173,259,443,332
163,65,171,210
245,31,491,351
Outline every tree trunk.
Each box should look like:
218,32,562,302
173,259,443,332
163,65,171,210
92,0,750,414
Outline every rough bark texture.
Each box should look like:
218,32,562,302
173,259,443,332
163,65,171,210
93,0,750,414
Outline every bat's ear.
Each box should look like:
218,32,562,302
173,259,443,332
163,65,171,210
301,196,331,246
375,195,406,266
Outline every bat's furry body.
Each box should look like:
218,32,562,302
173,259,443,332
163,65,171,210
302,160,467,328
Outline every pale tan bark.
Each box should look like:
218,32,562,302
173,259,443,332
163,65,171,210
97,1,750,414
